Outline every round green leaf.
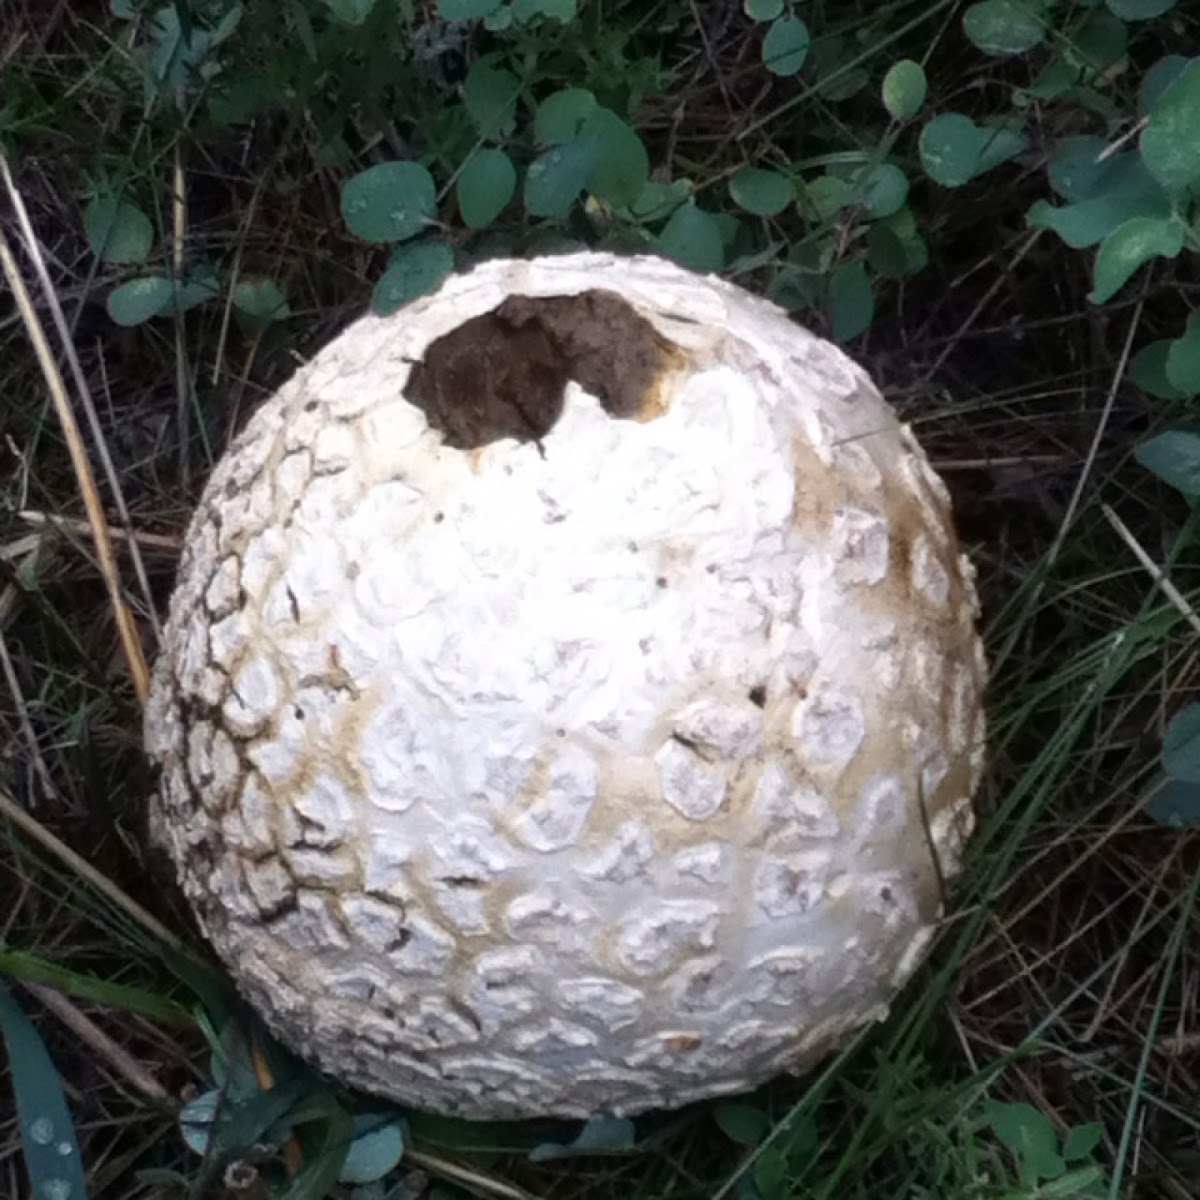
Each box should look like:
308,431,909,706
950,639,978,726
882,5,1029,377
437,0,502,16
1140,56,1190,115
1063,1124,1104,1162
106,276,174,325
84,196,154,264
457,148,517,229
1166,313,1200,396
1106,0,1174,18
975,122,1029,173
762,15,810,77
882,59,927,120
579,108,649,207
963,0,1048,55
371,240,454,315
512,0,577,21
867,224,910,278
744,0,783,19
628,178,690,221
464,61,520,139
657,202,725,272
800,174,851,221
1140,58,1200,194
524,139,596,218
715,1103,771,1146
1164,702,1200,781
232,278,290,325
1047,135,1111,201
1146,775,1200,828
534,87,597,145
729,167,793,217
987,1102,1064,1181
859,162,909,218
324,0,378,24
1029,152,1169,246
1135,430,1200,496
1065,10,1128,74
339,1115,405,1185
828,260,874,341
342,161,436,243
1088,215,1183,303
530,1115,635,1162
1129,340,1185,399
919,113,984,187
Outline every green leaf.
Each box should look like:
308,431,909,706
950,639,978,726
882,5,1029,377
371,241,454,315
278,1099,354,1200
963,1,1049,55
657,202,725,271
1135,430,1200,497
341,161,436,243
232,278,289,327
919,113,986,187
715,1103,771,1145
437,0,502,16
1164,702,1200,781
1027,153,1169,247
524,139,596,218
755,1145,790,1200
882,59,927,120
744,0,784,19
828,260,874,340
975,121,1029,173
512,0,577,21
1047,135,1111,202
988,1101,1065,1180
180,1088,219,1155
1166,313,1200,395
0,980,89,1200
323,0,377,24
1139,58,1200,194
800,174,852,221
762,15,810,77
529,1115,636,1162
339,1113,405,1184
457,148,517,228
858,162,909,218
484,6,514,29
1065,9,1127,75
1145,774,1200,828
579,108,649,207
84,196,153,264
1130,340,1186,398
464,61,520,140
534,87,597,144
106,276,174,325
1088,215,1182,302
1062,1123,1104,1161
729,167,793,216
1140,56,1190,115
1106,0,1174,18
626,178,690,221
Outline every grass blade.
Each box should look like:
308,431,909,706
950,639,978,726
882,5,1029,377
0,979,90,1200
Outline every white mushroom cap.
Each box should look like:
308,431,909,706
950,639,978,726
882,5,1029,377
146,252,986,1119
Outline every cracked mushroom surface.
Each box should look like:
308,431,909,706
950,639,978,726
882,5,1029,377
146,252,987,1119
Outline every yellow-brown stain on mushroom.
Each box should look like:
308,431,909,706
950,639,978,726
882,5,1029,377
405,290,688,449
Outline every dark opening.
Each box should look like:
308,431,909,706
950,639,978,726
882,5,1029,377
405,289,678,450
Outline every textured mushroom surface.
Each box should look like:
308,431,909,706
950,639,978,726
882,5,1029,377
146,253,987,1119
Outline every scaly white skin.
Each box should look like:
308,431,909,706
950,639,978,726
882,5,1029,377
146,253,986,1119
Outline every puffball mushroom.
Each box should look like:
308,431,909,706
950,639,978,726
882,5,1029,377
146,252,986,1120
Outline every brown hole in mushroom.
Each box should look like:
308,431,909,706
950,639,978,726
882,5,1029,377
405,290,680,450
748,685,767,708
